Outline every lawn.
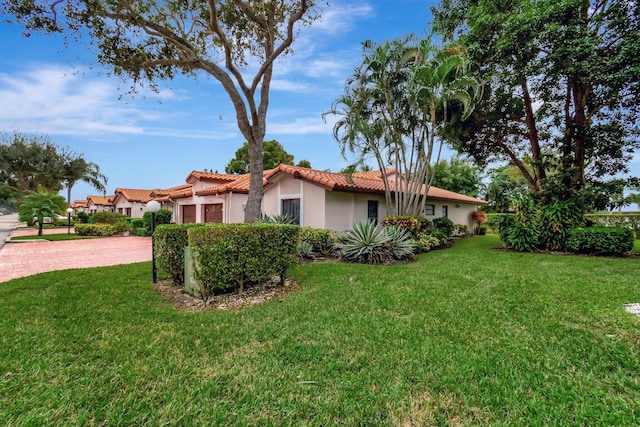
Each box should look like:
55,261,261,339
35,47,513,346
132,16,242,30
1,235,639,426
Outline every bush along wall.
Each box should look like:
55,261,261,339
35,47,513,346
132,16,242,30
298,227,337,257
585,213,640,239
188,223,299,299
566,226,634,256
154,223,206,286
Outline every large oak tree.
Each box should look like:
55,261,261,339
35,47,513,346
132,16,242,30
3,0,322,222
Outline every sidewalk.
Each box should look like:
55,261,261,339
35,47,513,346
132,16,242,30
0,227,152,283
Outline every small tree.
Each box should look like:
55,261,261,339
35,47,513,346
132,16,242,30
18,187,67,236
225,140,304,174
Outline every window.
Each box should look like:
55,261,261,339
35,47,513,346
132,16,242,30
442,205,448,218
425,204,435,216
282,198,300,224
367,200,379,224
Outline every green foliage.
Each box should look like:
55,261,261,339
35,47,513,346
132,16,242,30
452,224,468,237
92,211,128,224
415,233,443,253
336,221,417,264
154,224,206,286
298,241,314,259
131,219,144,229
325,36,482,216
335,221,391,265
226,140,298,174
76,211,90,223
113,220,133,233
17,186,67,236
432,217,454,237
566,227,634,256
189,224,299,297
258,213,297,224
585,213,640,239
383,225,417,260
299,227,336,257
499,196,539,252
133,227,148,237
143,209,172,231
381,215,430,238
74,223,117,237
537,201,585,251
430,156,482,197
433,1,640,205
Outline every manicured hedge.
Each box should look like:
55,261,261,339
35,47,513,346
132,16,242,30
566,226,634,256
188,223,299,297
299,227,336,257
154,224,205,286
585,213,640,238
381,215,430,237
74,223,118,236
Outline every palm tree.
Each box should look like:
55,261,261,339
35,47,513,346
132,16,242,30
324,36,482,216
62,157,108,204
18,187,67,236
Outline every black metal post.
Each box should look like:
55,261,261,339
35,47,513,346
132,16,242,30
67,212,71,235
151,212,157,283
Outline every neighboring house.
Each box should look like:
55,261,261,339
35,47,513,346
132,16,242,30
168,164,487,231
70,199,89,213
86,195,113,214
111,188,164,219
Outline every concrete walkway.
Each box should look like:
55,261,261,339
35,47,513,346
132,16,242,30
0,222,152,283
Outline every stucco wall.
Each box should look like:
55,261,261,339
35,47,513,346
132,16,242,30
324,192,388,231
423,200,477,231
227,193,247,223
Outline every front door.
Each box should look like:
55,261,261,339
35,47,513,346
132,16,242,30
204,203,223,223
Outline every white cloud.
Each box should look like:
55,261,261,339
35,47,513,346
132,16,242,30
268,115,337,135
311,3,374,35
270,79,312,92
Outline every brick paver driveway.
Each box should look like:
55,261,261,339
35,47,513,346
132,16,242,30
0,230,152,283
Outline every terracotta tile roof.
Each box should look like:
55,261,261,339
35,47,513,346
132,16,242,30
185,170,238,184
113,188,155,203
195,163,487,204
71,199,88,208
86,195,112,206
152,184,194,201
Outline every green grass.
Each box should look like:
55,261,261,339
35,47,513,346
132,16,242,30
1,235,640,426
10,234,99,241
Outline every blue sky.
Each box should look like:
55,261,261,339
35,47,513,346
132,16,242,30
0,1,439,201
1,1,638,203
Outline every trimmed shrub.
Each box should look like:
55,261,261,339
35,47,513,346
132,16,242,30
381,215,430,237
432,217,454,237
133,227,148,237
74,223,117,236
132,219,144,229
113,220,133,233
585,213,640,239
189,223,299,297
299,227,335,257
143,209,173,231
76,211,90,223
566,226,634,256
154,223,206,286
92,212,129,224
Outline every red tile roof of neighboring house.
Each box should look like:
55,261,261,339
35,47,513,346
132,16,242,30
185,170,239,184
152,184,193,202
195,164,487,204
71,199,89,208
87,195,112,206
112,188,155,203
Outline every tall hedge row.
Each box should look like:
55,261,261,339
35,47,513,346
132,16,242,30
154,223,205,286
188,223,299,298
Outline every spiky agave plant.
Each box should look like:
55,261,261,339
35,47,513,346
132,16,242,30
336,220,391,264
383,225,417,260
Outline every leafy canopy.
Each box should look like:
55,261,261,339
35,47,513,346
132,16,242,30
225,140,311,174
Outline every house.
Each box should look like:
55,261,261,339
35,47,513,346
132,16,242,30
69,199,89,213
86,195,113,214
167,164,487,231
110,188,163,219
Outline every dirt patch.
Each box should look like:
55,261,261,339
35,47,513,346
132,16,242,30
153,279,300,312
